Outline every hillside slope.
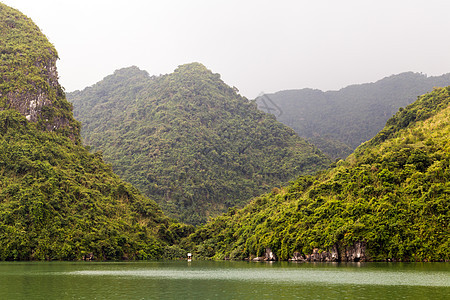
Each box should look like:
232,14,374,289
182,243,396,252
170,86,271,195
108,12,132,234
68,64,330,225
0,3,185,260
257,72,450,159
187,87,450,262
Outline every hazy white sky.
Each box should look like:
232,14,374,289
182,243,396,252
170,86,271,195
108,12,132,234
3,0,450,98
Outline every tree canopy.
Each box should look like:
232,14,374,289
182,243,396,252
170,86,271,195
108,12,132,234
186,87,450,262
68,64,330,225
0,3,188,261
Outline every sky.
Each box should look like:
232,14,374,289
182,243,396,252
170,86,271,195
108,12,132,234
3,0,450,98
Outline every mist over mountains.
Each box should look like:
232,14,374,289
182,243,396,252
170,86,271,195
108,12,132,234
257,72,450,159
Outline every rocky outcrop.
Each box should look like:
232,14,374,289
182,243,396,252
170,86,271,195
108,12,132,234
341,241,366,262
0,3,78,138
306,246,339,262
252,248,277,261
291,252,306,261
265,247,276,261
290,242,367,262
5,56,58,122
3,56,72,132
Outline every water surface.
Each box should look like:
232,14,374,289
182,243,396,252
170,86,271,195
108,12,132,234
0,261,448,299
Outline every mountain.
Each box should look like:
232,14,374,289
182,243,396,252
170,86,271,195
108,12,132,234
68,64,330,225
257,72,450,159
185,87,450,262
0,3,188,261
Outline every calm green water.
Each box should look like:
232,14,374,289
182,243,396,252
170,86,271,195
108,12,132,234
0,261,448,299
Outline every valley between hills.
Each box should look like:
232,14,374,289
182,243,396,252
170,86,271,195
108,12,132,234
0,3,448,262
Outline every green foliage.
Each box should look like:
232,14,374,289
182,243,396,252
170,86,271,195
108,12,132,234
186,88,450,262
68,64,330,225
0,3,80,138
369,87,450,146
0,110,190,260
257,72,450,159
0,3,190,261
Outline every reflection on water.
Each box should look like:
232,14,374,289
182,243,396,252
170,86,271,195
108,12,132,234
0,261,449,300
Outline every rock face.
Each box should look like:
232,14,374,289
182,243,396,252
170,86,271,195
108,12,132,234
342,241,366,262
251,248,277,261
6,57,57,121
4,57,71,131
0,3,79,138
290,242,367,262
265,248,277,261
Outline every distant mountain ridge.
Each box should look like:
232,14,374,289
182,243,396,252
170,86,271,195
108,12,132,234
68,63,330,225
257,72,450,159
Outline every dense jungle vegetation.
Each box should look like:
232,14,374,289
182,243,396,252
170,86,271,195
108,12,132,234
186,87,450,262
257,72,450,159
0,110,193,260
0,3,190,260
68,64,330,225
2,2,448,262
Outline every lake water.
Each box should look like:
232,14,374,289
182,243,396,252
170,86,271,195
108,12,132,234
0,261,448,299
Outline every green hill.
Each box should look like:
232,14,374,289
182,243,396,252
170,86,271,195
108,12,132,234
68,64,330,225
186,87,450,262
0,3,187,261
257,72,450,159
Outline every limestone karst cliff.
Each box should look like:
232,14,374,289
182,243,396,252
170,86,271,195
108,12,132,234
0,3,79,138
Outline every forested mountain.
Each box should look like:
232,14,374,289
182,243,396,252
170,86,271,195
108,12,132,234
0,3,188,260
68,64,330,225
186,87,450,262
257,72,450,159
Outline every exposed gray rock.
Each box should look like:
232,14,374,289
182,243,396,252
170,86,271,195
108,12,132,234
1,49,74,135
250,248,277,261
265,248,276,261
300,241,367,262
290,252,306,262
252,256,265,261
305,248,338,262
7,90,52,122
249,243,367,262
341,241,366,262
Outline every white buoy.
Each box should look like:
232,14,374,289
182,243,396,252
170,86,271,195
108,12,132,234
187,253,192,261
